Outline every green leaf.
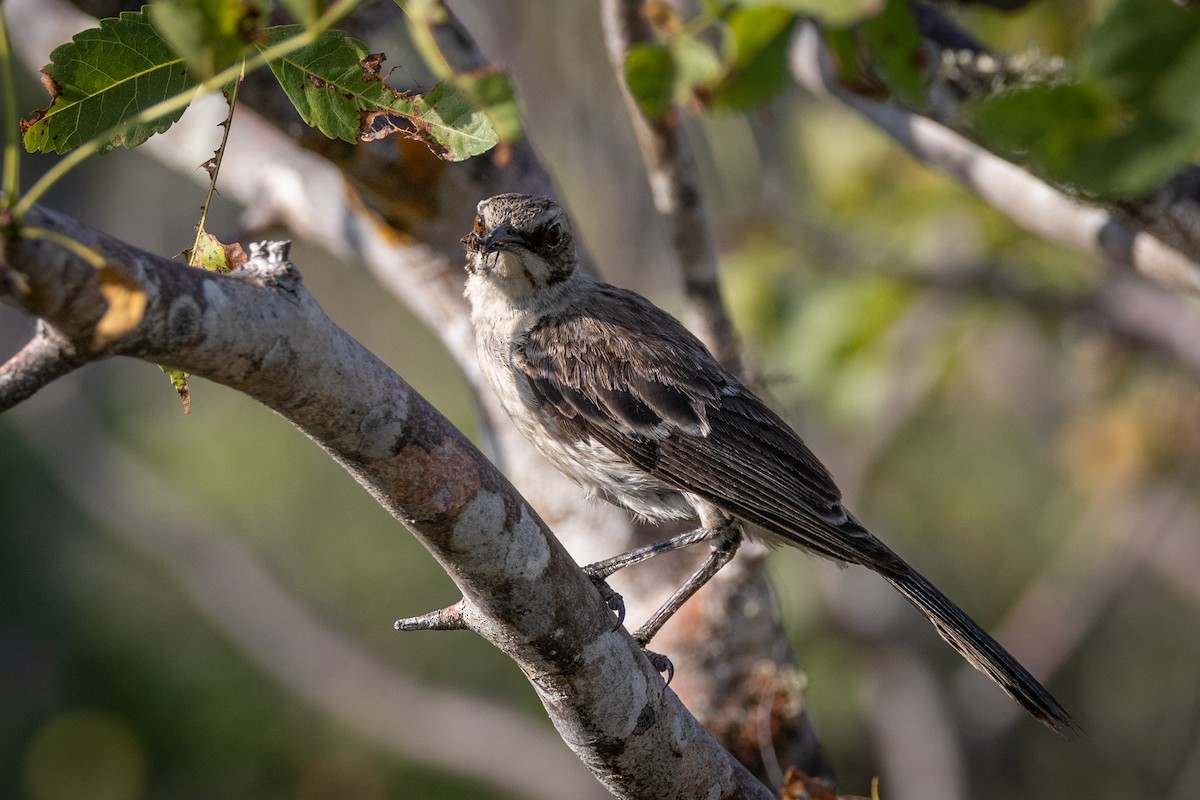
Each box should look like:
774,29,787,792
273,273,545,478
403,81,501,160
709,6,796,110
859,0,927,106
625,44,675,120
148,0,267,79
259,26,497,160
22,9,198,154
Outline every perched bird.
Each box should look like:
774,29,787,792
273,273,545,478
461,192,1075,733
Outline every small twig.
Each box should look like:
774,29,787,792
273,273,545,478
394,601,468,631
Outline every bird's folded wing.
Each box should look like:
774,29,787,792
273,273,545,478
517,286,889,565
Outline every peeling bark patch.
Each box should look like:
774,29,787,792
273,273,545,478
358,400,410,459
400,440,479,521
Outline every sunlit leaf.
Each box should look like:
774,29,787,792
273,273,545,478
188,230,245,272
670,33,723,103
160,365,193,413
22,10,198,154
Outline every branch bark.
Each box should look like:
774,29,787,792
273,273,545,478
0,206,774,799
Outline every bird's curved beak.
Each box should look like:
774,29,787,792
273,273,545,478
482,221,524,254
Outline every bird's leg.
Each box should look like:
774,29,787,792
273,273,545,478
632,524,743,647
582,527,726,638
582,526,725,580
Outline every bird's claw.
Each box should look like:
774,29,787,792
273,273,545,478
640,645,675,684
586,570,626,630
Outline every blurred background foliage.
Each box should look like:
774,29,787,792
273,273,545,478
3,0,1200,799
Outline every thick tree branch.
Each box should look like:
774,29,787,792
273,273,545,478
789,22,1200,295
0,207,774,800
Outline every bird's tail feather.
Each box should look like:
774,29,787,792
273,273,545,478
882,565,1078,734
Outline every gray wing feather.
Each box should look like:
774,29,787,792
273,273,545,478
516,283,887,565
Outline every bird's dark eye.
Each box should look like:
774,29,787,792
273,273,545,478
473,215,486,236
543,222,564,250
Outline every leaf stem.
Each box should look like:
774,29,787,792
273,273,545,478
12,0,364,220
0,3,22,210
190,63,242,265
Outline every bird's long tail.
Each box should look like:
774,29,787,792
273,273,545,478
881,564,1077,734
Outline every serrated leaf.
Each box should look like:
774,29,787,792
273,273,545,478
259,26,496,160
22,9,198,154
709,6,796,110
625,44,675,120
148,0,266,79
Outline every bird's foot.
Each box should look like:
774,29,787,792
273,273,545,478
635,637,675,684
585,569,626,630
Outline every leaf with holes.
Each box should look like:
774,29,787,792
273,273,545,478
260,26,496,160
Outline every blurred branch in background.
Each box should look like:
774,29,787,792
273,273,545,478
789,21,1200,295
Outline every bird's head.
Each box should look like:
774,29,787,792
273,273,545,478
462,194,578,302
